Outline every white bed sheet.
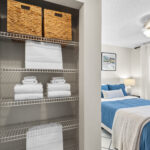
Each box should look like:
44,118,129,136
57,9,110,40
101,96,138,102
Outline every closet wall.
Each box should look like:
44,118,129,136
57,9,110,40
0,0,79,150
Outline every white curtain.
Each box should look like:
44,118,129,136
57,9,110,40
140,44,150,99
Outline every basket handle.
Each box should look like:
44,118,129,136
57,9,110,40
21,5,30,10
55,13,63,17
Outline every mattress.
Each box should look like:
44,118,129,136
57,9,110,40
101,96,150,150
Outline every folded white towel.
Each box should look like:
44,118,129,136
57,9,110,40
25,41,63,70
48,91,71,98
26,123,63,150
22,79,38,85
14,83,43,94
26,41,62,63
15,93,43,101
24,76,37,80
47,83,71,91
51,79,66,84
52,77,64,80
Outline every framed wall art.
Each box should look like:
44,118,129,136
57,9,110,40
101,52,116,71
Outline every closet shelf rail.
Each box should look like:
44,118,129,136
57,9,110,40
0,68,78,73
0,118,78,143
0,32,79,46
0,96,79,107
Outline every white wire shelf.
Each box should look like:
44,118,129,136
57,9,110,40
8,146,78,150
0,31,79,46
0,96,79,107
0,118,78,143
0,68,78,73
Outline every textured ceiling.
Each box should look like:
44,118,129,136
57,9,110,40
102,0,150,48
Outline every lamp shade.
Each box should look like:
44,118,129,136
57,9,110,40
124,78,135,86
143,20,150,38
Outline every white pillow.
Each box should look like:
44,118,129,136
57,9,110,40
102,89,124,99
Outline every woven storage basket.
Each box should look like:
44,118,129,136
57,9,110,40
7,0,42,36
44,9,72,40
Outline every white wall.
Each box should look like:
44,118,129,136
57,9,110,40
101,44,142,96
79,0,101,150
101,45,133,84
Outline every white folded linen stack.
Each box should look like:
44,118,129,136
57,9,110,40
26,123,63,150
25,40,63,69
47,77,71,98
22,76,38,84
14,76,43,101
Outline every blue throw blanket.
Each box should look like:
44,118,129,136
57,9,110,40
101,98,150,150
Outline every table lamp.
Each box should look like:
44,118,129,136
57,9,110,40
124,78,135,94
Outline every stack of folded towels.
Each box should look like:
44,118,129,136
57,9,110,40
47,77,71,98
14,76,43,101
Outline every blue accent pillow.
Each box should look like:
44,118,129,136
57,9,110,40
101,85,109,98
108,84,128,96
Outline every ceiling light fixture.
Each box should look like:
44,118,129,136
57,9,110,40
143,20,150,38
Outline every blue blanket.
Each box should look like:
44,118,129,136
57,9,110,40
101,98,150,150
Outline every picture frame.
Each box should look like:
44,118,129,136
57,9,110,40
101,52,117,71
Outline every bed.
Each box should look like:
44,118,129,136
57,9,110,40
101,95,150,150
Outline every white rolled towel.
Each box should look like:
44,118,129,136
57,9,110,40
48,91,71,98
14,83,43,94
15,93,43,101
47,83,71,91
